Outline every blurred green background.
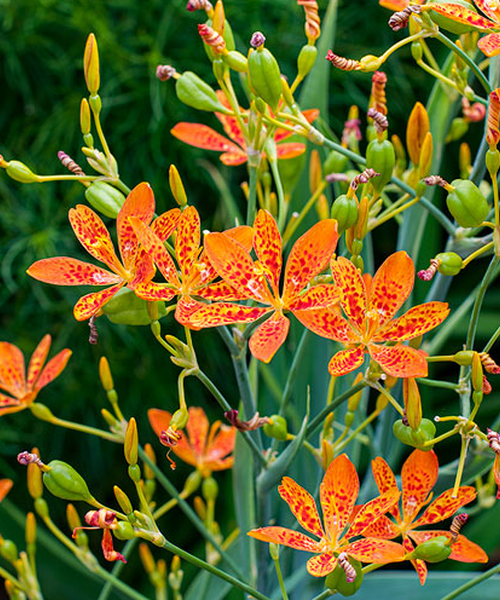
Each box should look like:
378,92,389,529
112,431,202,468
0,0,499,598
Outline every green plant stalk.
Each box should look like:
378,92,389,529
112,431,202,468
417,59,461,94
438,561,500,600
269,157,287,232
0,566,21,589
247,165,259,225
483,323,500,353
370,382,404,416
333,408,380,453
417,378,460,390
422,426,458,448
273,554,289,600
311,589,336,600
452,435,470,498
40,413,121,443
282,180,327,245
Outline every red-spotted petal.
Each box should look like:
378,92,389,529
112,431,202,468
409,531,488,563
215,91,246,147
330,257,367,332
368,344,428,378
289,284,340,312
186,406,209,458
426,2,498,30
275,142,306,160
345,538,406,564
73,283,125,321
371,456,401,520
345,490,401,539
117,182,155,270
0,342,26,398
379,0,411,10
147,408,195,464
130,218,180,287
206,425,236,462
278,477,324,538
69,205,123,273
196,280,250,301
188,303,271,328
307,552,338,577
478,33,500,57
328,346,365,377
219,151,248,166
248,527,323,552
373,302,449,342
413,486,476,527
36,349,71,391
176,206,201,279
0,479,13,503
403,535,428,585
171,122,242,154
134,281,177,302
283,220,338,304
474,0,500,22
224,225,253,251
0,391,20,408
26,335,51,390
401,449,438,523
370,251,414,326
27,258,122,286
293,306,359,343
174,296,205,328
356,513,400,539
249,313,290,363
151,208,182,241
320,454,359,542
253,210,282,293
204,232,273,303
127,250,156,289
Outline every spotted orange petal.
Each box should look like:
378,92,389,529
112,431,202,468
127,250,156,289
278,476,324,538
248,526,323,552
0,479,13,503
186,406,209,458
413,486,476,527
134,281,177,302
225,225,254,251
307,552,338,577
204,232,273,303
68,205,122,273
151,208,182,241
345,490,401,539
288,284,340,312
36,349,72,390
117,182,155,271
215,91,246,147
0,391,20,408
368,344,428,378
196,280,250,301
330,257,367,332
275,142,306,160
253,210,282,293
171,122,242,154
282,220,338,304
328,346,366,377
426,3,498,30
373,301,449,342
403,535,428,586
188,302,271,328
478,33,500,57
293,306,359,343
27,258,122,286
249,313,290,363
401,449,438,523
206,425,236,462
219,151,248,166
409,531,488,563
130,218,180,287
474,0,500,22
379,0,410,9
370,251,414,327
0,342,26,398
26,335,51,390
176,206,201,279
0,403,25,417
356,513,400,539
346,538,406,564
73,282,125,321
320,453,359,542
371,456,401,520
147,408,195,464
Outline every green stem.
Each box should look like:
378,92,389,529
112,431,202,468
282,181,327,245
333,409,380,453
311,590,336,600
94,563,151,600
452,435,470,497
273,555,289,600
97,539,138,600
417,378,460,390
247,165,259,225
422,426,458,448
0,565,21,588
114,178,131,195
370,382,404,416
466,256,499,350
269,158,286,232
483,323,500,353
45,415,121,443
438,561,500,600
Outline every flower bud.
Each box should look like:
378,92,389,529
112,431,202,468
114,486,134,515
27,447,43,500
43,460,94,502
66,503,82,530
0,539,18,563
2,160,40,183
80,98,92,136
84,181,126,219
486,149,500,175
263,415,288,441
113,521,136,541
297,44,317,79
139,542,156,574
26,512,36,546
128,464,142,483
471,352,484,393
83,34,100,95
124,418,139,466
169,165,188,207
34,498,49,519
403,378,422,430
407,102,429,166
170,407,189,431
223,50,248,72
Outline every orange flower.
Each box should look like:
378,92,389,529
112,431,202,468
0,479,13,502
248,454,406,577
148,406,236,476
362,449,487,584
27,183,181,321
0,335,71,417
171,91,318,166
298,251,449,378
130,205,254,325
186,209,340,363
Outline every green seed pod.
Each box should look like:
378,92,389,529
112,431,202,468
5,160,39,183
393,418,436,450
324,150,348,175
102,289,167,326
453,350,474,366
223,50,248,72
0,540,18,563
263,415,288,441
429,0,477,35
436,252,463,276
43,460,94,502
85,181,126,219
29,402,54,421
344,411,355,428
324,557,363,596
366,139,395,193
247,46,282,112
175,72,227,112
113,521,136,541
446,179,489,227
331,194,358,234
297,44,317,79
202,476,219,501
413,536,451,563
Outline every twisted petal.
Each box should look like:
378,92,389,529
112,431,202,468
478,33,500,57
330,257,366,332
171,122,242,154
253,210,282,293
0,342,26,398
147,408,195,465
176,206,201,279
275,142,306,160
249,313,290,363
409,531,488,563
289,284,340,312
188,303,271,328
151,208,182,241
117,182,155,270
371,456,401,520
320,454,359,542
26,335,51,390
426,2,498,30
328,346,365,377
293,306,358,343
413,486,476,527
248,527,323,552
36,349,72,391
27,258,122,286
0,479,13,503
346,538,406,564
307,552,338,577
73,283,125,321
345,491,401,539
401,449,438,523
283,220,338,304
368,344,428,378
370,251,414,326
373,302,449,342
278,477,324,538
403,535,428,586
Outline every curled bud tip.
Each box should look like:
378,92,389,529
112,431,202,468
368,108,389,133
250,31,266,48
326,50,360,71
156,65,177,82
417,258,439,282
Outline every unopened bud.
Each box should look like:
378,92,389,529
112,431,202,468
124,418,139,466
139,542,156,574
27,447,43,499
99,356,114,391
169,165,188,207
83,34,100,95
